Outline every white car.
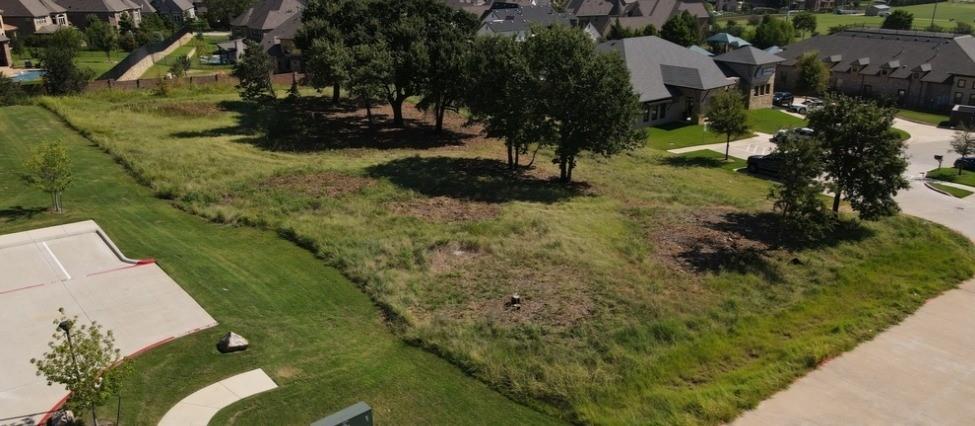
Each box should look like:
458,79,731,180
789,99,823,114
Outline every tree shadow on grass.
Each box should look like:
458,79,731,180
0,205,46,222
710,212,873,251
662,155,729,168
172,97,477,152
366,156,587,203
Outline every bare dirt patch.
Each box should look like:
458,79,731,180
389,196,501,222
427,241,484,275
261,171,375,198
650,208,777,273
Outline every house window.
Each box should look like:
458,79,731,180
55,14,67,25
754,86,760,96
765,83,771,95
958,79,967,88
955,92,964,104
643,103,667,122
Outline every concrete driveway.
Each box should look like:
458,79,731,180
727,118,975,425
669,132,776,159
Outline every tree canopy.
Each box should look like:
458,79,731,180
232,40,275,101
753,16,794,49
795,51,830,95
882,10,914,30
808,95,909,218
25,142,72,213
769,133,832,238
41,28,92,95
85,15,119,59
706,89,750,161
661,11,699,47
791,11,817,38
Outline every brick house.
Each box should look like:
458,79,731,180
713,46,784,109
0,0,70,35
775,28,975,112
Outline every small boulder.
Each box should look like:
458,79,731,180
217,332,249,353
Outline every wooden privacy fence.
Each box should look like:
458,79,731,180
83,72,305,92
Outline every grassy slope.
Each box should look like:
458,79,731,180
0,105,558,425
928,167,975,187
647,109,802,150
38,90,975,424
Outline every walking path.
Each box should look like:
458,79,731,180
158,369,277,426
728,116,975,424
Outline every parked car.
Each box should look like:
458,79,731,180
773,92,794,106
747,153,785,175
955,157,975,171
788,98,823,114
770,127,814,143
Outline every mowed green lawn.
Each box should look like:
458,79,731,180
647,108,804,150
34,88,975,424
928,167,975,187
0,106,558,425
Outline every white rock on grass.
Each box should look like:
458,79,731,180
217,332,249,353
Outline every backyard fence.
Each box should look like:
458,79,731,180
82,72,305,92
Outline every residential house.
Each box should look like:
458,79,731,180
56,0,143,29
713,45,784,109
131,0,155,16
0,0,70,35
598,35,738,126
567,0,710,38
230,0,303,41
0,14,12,67
775,28,975,112
150,0,194,23
477,3,599,41
259,10,300,72
866,4,890,16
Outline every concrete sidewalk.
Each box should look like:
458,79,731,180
159,369,278,426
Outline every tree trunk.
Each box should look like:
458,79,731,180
506,143,514,169
725,134,731,161
559,156,570,183
91,404,99,426
50,192,56,213
567,158,574,182
364,97,374,129
434,99,445,134
390,95,406,128
514,148,520,168
832,189,842,213
331,83,340,102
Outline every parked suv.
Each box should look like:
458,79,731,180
747,153,785,175
773,92,794,106
955,157,975,171
788,98,823,114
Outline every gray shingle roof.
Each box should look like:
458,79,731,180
713,45,784,65
231,0,304,31
56,0,141,13
0,0,66,17
778,28,975,84
598,35,735,102
151,0,192,15
479,4,572,35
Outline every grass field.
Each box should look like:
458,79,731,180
647,109,802,150
0,105,558,425
927,167,975,187
30,87,975,424
930,182,974,198
897,109,950,126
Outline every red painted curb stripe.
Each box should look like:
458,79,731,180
129,336,175,359
37,393,71,425
0,283,44,295
86,259,157,277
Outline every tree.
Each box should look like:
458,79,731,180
808,95,909,218
525,25,641,183
791,11,817,38
297,0,369,102
85,16,119,59
769,133,832,238
232,40,275,101
706,89,750,161
661,11,699,47
0,73,26,105
204,0,258,28
466,36,548,169
25,142,73,213
31,309,126,426
417,6,477,133
348,41,393,127
169,55,192,78
118,12,135,35
753,15,794,49
795,50,830,95
951,126,975,175
882,10,914,30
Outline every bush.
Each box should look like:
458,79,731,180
119,31,138,51
0,74,27,105
169,55,192,78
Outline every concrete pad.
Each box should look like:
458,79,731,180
0,221,217,425
158,369,278,426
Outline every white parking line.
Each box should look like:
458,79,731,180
41,241,71,280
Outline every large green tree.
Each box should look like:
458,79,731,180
706,89,750,161
808,95,909,218
769,133,832,238
795,50,830,95
661,11,699,47
31,309,127,426
25,142,73,213
416,5,478,133
297,0,369,102
348,41,393,127
753,16,794,49
41,28,92,94
791,11,817,38
85,15,119,59
232,40,275,101
525,25,641,183
882,10,914,30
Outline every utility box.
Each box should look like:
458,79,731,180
311,402,373,426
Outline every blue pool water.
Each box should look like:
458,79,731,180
11,70,46,82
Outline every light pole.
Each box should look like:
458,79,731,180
58,320,98,426
931,1,939,30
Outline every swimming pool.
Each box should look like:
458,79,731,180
11,69,46,82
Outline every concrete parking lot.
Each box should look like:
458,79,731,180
0,221,216,425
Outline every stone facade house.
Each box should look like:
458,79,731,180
55,0,143,29
775,28,975,112
598,36,739,126
230,0,303,41
567,0,710,38
713,46,784,109
0,0,70,35
150,0,194,23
